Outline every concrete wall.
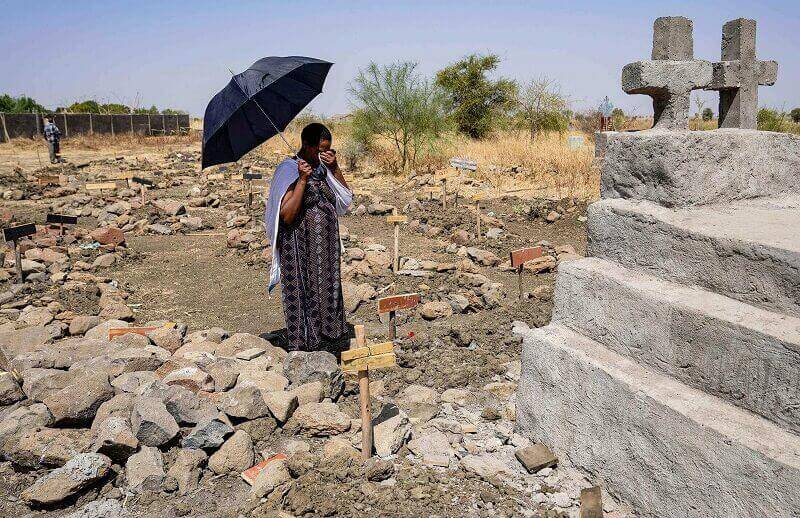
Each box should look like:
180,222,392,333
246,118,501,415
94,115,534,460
0,113,191,142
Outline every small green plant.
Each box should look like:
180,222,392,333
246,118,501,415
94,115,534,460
702,108,714,121
757,108,786,132
790,108,800,124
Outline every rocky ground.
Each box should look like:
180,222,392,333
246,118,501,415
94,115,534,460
0,143,633,517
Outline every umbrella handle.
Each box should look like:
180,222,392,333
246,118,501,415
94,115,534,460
228,69,296,155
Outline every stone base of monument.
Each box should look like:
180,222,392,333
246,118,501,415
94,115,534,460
515,322,800,517
515,129,800,517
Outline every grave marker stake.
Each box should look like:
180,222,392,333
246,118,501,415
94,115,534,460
579,487,603,518
476,198,482,241
441,178,447,209
12,239,22,282
352,325,373,460
3,224,37,282
378,293,419,339
386,210,408,273
510,246,543,299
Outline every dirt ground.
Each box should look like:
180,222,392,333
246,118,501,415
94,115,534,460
0,139,611,518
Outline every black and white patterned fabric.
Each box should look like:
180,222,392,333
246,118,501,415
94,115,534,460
277,170,347,351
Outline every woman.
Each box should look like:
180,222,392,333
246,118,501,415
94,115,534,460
264,123,352,352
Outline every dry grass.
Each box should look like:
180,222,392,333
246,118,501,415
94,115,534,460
256,126,598,200
2,131,201,153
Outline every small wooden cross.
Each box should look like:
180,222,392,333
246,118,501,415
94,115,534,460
342,325,397,460
386,209,407,272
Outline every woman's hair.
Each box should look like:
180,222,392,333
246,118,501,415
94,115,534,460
301,122,332,147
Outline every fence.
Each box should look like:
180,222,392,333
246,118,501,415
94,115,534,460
0,112,191,142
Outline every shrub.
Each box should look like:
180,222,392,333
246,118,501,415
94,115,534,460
435,54,516,139
757,108,786,132
349,61,449,173
791,108,800,123
515,77,569,139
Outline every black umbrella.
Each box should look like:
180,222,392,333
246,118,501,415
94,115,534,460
201,56,333,169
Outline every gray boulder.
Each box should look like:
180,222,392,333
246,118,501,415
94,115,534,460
92,416,139,463
208,430,254,474
131,396,179,447
21,453,112,505
125,446,164,493
181,413,234,449
283,351,344,400
167,448,207,495
43,371,114,425
218,385,270,420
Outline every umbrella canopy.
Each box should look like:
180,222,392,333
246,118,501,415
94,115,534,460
202,56,333,169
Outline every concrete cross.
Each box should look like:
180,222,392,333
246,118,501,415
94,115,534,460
622,16,712,130
705,18,778,129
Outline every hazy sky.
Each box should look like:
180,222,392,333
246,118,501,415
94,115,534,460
3,0,798,117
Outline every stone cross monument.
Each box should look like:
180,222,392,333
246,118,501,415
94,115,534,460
516,14,800,518
621,16,712,130
705,18,778,129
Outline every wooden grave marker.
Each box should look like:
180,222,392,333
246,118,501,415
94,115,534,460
85,182,118,194
377,292,419,339
342,325,398,459
471,193,487,241
242,172,264,208
2,223,37,282
46,213,78,236
423,185,439,202
386,209,408,272
449,157,478,172
37,174,61,186
510,246,543,299
579,487,603,518
130,177,154,204
108,322,176,340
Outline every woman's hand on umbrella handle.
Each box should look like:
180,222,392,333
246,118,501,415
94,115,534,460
297,159,313,181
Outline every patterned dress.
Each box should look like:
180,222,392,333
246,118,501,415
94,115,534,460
277,165,347,351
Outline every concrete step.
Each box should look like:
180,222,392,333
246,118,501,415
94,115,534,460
588,196,800,317
598,129,800,207
553,257,800,434
514,322,800,518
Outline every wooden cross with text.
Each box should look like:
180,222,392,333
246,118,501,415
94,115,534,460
377,292,420,339
510,246,543,299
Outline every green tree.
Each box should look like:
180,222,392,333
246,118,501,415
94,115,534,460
0,94,14,112
134,105,159,114
514,77,568,139
161,108,187,115
757,108,786,132
702,108,714,121
0,95,47,113
101,103,130,114
68,100,101,113
791,108,800,123
435,54,516,139
349,61,449,173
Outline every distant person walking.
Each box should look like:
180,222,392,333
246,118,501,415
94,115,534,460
43,116,63,164
264,123,352,352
